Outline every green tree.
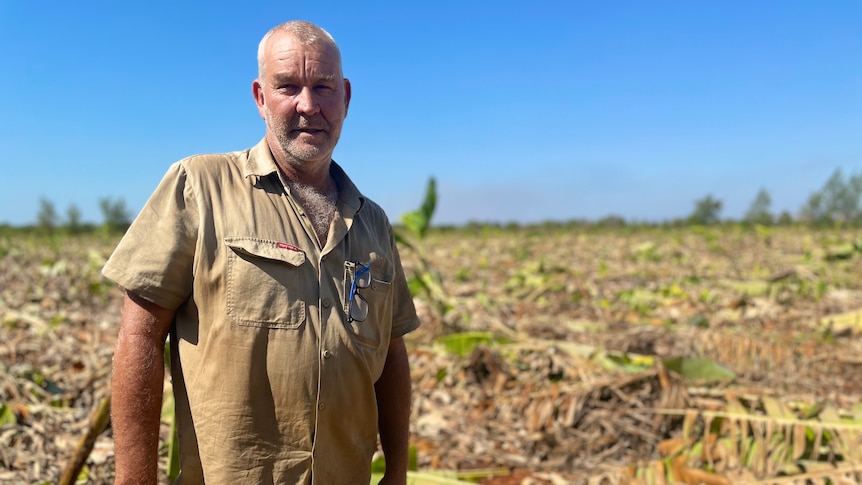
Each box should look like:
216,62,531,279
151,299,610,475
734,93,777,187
688,195,722,225
66,204,83,234
776,211,794,225
99,197,131,233
800,192,828,225
37,198,58,234
799,169,862,225
743,188,773,225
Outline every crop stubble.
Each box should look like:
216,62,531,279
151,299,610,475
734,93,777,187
1,226,861,483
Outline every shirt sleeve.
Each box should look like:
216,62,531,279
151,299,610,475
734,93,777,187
102,162,199,310
388,229,421,338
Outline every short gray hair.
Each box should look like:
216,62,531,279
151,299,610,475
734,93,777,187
257,21,341,79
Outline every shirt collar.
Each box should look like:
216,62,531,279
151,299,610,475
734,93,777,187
330,159,365,215
244,138,365,214
243,138,280,178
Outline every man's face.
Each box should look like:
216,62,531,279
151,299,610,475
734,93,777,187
253,32,351,171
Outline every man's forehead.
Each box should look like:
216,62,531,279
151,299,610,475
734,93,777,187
266,39,340,73
270,70,339,83
267,33,339,59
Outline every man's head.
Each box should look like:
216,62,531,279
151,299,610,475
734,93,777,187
253,21,351,179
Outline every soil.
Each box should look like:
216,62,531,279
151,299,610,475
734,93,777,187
1,227,861,483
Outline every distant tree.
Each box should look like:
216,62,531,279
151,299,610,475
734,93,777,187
66,204,83,234
799,192,828,225
596,215,626,228
743,188,773,225
37,198,58,234
799,169,862,225
776,211,794,225
503,221,521,231
688,195,722,225
99,197,131,232
837,171,862,223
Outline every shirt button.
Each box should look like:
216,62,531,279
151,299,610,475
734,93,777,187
322,299,330,308
323,349,332,359
318,402,326,410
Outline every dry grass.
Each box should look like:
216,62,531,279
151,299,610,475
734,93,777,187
1,226,861,483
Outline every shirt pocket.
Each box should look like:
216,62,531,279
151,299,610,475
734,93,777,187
343,256,393,349
225,237,307,329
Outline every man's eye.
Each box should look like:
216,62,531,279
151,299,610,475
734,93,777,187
278,85,300,94
314,85,334,96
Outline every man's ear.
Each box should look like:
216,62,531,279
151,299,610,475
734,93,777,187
252,79,266,119
343,78,352,114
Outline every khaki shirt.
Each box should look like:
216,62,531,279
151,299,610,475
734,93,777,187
103,139,420,484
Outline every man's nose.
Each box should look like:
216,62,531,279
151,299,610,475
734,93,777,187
296,87,320,115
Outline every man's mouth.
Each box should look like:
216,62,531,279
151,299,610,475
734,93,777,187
294,127,326,135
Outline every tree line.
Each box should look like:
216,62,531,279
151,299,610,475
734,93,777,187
452,168,862,231
687,168,862,226
21,197,132,235
6,167,862,235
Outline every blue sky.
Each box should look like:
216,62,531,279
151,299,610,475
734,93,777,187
1,1,860,226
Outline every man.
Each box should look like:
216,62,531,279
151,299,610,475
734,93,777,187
103,20,420,484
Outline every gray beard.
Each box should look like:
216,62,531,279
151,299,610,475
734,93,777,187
276,130,327,165
269,113,335,167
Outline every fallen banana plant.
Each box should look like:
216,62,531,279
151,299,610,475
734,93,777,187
632,395,862,484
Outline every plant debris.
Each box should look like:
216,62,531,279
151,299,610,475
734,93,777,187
1,227,861,483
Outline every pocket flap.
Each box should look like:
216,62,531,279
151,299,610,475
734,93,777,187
225,237,306,266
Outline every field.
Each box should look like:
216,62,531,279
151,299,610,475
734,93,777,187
1,225,861,484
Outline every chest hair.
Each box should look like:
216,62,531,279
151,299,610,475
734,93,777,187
287,181,337,246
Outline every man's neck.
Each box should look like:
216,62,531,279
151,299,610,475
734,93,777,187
274,155,330,188
267,135,334,192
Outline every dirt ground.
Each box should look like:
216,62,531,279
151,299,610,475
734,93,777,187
1,226,861,484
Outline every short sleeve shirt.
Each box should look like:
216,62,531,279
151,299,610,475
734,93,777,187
102,139,420,484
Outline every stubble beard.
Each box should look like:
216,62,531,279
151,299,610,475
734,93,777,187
268,113,336,170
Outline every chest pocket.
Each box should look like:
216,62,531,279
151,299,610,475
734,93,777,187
342,255,394,349
225,237,308,329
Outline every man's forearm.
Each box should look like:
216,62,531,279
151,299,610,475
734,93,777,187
112,332,166,484
112,293,174,485
375,337,412,478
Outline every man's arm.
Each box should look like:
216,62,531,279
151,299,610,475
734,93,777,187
112,291,175,485
374,336,412,484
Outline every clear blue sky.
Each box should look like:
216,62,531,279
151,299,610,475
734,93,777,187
1,1,860,226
